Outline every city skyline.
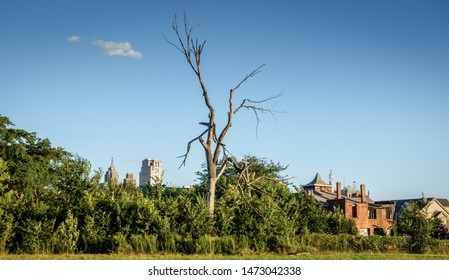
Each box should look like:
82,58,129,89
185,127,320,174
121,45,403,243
1,0,448,200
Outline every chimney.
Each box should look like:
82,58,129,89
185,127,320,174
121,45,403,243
360,184,367,203
336,181,342,199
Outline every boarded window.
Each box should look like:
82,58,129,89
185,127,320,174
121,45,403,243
368,206,377,219
386,207,393,220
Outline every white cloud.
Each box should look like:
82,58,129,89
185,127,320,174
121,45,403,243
67,35,81,43
91,40,142,59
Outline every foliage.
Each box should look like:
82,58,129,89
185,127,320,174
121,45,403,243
0,208,14,253
397,202,433,253
51,211,79,254
326,206,358,235
297,233,408,253
0,115,65,202
429,211,448,239
4,114,443,256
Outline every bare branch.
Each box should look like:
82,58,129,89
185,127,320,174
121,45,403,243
234,92,285,136
216,157,229,179
231,64,265,93
177,128,209,168
164,11,206,78
236,180,259,215
163,34,185,57
213,65,266,163
167,11,215,160
234,92,284,114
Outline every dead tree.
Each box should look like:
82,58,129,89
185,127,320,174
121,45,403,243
166,13,282,217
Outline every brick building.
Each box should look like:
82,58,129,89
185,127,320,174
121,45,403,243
123,173,137,188
303,173,395,236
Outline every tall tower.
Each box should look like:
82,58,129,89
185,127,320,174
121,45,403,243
329,169,334,192
139,159,163,187
104,157,119,184
329,169,334,186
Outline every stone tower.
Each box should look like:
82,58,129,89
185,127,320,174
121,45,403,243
139,159,162,187
104,157,119,184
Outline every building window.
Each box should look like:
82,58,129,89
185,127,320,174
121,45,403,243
352,204,357,218
386,207,393,220
368,206,377,219
374,228,384,235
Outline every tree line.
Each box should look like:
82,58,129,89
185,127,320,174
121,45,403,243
0,114,358,254
2,115,449,254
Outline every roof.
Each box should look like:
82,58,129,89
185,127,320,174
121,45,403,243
303,173,330,187
436,198,449,208
390,198,427,219
380,197,449,220
309,188,374,205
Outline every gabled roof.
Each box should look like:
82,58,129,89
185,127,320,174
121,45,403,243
303,173,330,187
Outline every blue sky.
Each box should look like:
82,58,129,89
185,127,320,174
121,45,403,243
1,0,448,200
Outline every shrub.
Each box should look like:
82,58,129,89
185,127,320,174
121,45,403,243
397,202,433,253
216,235,236,254
20,218,54,254
80,215,112,253
51,211,79,254
112,232,133,254
0,209,14,253
197,235,215,254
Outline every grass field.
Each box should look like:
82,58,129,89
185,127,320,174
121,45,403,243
1,252,449,260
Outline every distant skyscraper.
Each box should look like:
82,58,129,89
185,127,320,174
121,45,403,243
123,173,137,188
139,159,162,187
104,157,119,184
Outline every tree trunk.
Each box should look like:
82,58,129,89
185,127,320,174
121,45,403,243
207,176,217,217
205,151,217,217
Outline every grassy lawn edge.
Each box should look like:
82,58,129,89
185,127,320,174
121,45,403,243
2,252,449,260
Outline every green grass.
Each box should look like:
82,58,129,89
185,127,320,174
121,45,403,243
2,252,449,260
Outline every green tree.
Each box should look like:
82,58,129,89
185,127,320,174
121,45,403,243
0,115,65,202
293,189,329,234
326,206,357,235
0,115,106,253
0,157,9,194
429,211,447,239
0,207,14,253
197,156,310,251
397,202,433,253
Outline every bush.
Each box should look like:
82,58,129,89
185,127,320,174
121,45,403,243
197,235,215,254
216,235,236,254
397,202,433,253
80,215,112,253
0,209,14,253
112,232,133,254
51,211,79,254
430,239,449,254
295,234,408,253
20,219,54,254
